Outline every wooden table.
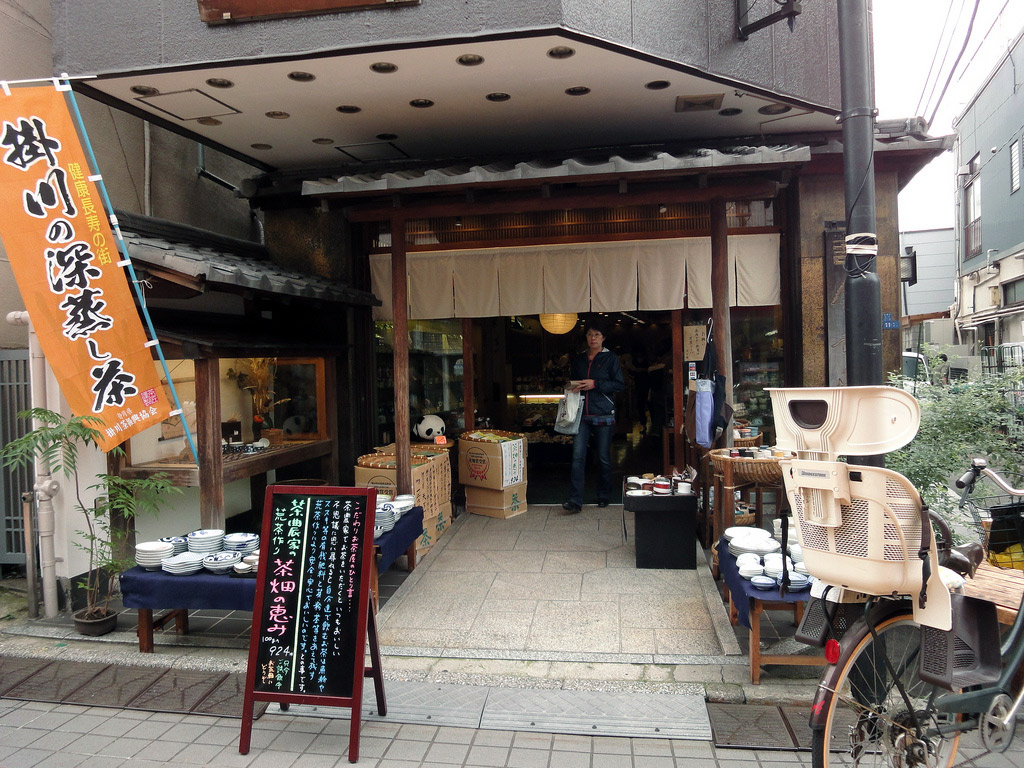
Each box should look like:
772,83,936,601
963,561,1024,624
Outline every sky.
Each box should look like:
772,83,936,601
872,0,1024,232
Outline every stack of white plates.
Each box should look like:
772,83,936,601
393,494,416,514
763,554,794,579
158,536,188,554
728,530,780,557
187,529,225,554
788,543,804,561
793,560,810,574
373,524,385,540
223,532,260,554
203,551,242,574
135,541,173,570
735,552,762,568
375,504,397,533
161,551,205,575
783,572,811,590
724,526,772,542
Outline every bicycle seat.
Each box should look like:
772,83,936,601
940,542,984,578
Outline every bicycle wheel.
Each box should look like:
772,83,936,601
812,612,961,768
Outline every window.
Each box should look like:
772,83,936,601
1005,277,1024,306
964,153,982,259
1012,139,1021,193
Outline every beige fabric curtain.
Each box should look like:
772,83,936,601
408,252,454,319
452,249,500,317
543,246,591,312
369,234,780,319
733,233,781,306
589,241,638,312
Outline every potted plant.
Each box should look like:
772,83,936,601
227,357,290,442
1,408,179,635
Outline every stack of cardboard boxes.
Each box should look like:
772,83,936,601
354,445,453,555
458,430,528,518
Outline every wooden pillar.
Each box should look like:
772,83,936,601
462,318,474,430
195,357,225,529
391,216,412,494
710,200,734,443
671,309,684,471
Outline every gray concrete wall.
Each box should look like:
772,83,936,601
52,0,840,109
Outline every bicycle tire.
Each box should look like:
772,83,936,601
811,611,961,768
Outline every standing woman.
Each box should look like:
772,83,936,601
563,320,625,512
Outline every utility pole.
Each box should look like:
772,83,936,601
838,0,883,387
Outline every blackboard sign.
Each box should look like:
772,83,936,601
239,485,386,762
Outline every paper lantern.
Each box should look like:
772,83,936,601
539,313,578,334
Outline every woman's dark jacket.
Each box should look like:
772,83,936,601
570,348,625,418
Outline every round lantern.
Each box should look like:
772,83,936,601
539,313,578,334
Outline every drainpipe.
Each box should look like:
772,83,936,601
6,311,59,618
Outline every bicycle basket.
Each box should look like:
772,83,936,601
962,475,1024,570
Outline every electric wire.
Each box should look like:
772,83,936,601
925,0,983,129
918,0,971,122
912,0,959,117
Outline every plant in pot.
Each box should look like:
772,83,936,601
1,408,180,635
226,357,290,441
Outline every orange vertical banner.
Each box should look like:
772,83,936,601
0,85,173,451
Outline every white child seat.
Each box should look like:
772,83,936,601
768,386,951,631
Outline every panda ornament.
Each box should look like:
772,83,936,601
413,414,446,441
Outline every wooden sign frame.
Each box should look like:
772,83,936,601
239,484,384,762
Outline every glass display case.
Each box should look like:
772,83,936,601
375,320,463,444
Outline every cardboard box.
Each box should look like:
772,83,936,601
414,501,454,554
458,431,527,489
354,453,446,518
465,482,528,519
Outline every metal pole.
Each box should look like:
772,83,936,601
21,492,38,619
838,0,883,386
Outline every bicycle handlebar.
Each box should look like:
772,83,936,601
958,458,1024,497
955,470,976,490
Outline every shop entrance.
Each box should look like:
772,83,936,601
374,306,783,505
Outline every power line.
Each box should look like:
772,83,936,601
914,0,960,117
925,0,982,129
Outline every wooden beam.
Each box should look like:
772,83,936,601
710,200,734,451
671,309,685,473
462,318,474,431
195,357,225,529
345,180,781,222
391,216,412,494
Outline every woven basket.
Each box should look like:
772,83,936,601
709,448,788,484
734,434,764,448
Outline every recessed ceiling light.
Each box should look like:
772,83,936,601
265,111,290,119
206,77,234,88
370,62,398,74
376,133,398,141
719,107,743,117
645,80,671,90
565,86,591,96
409,99,435,109
197,117,222,126
312,137,334,145
547,46,575,59
336,105,362,114
456,53,484,66
486,92,511,102
250,143,272,150
288,71,315,82
758,102,791,115
130,85,159,97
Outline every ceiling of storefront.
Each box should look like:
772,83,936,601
81,32,839,175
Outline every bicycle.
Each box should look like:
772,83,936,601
768,386,1024,768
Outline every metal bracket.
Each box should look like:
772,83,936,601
737,0,802,41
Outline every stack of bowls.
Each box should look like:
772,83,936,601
203,551,241,574
763,553,794,580
135,541,173,571
161,551,204,576
223,532,260,555
736,552,764,579
727,527,779,558
187,529,225,554
393,494,416,514
239,553,260,574
158,536,188,554
375,501,397,534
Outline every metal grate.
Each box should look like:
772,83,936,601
0,350,31,565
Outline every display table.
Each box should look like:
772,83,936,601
120,566,258,652
717,536,824,683
622,489,697,569
369,506,424,612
